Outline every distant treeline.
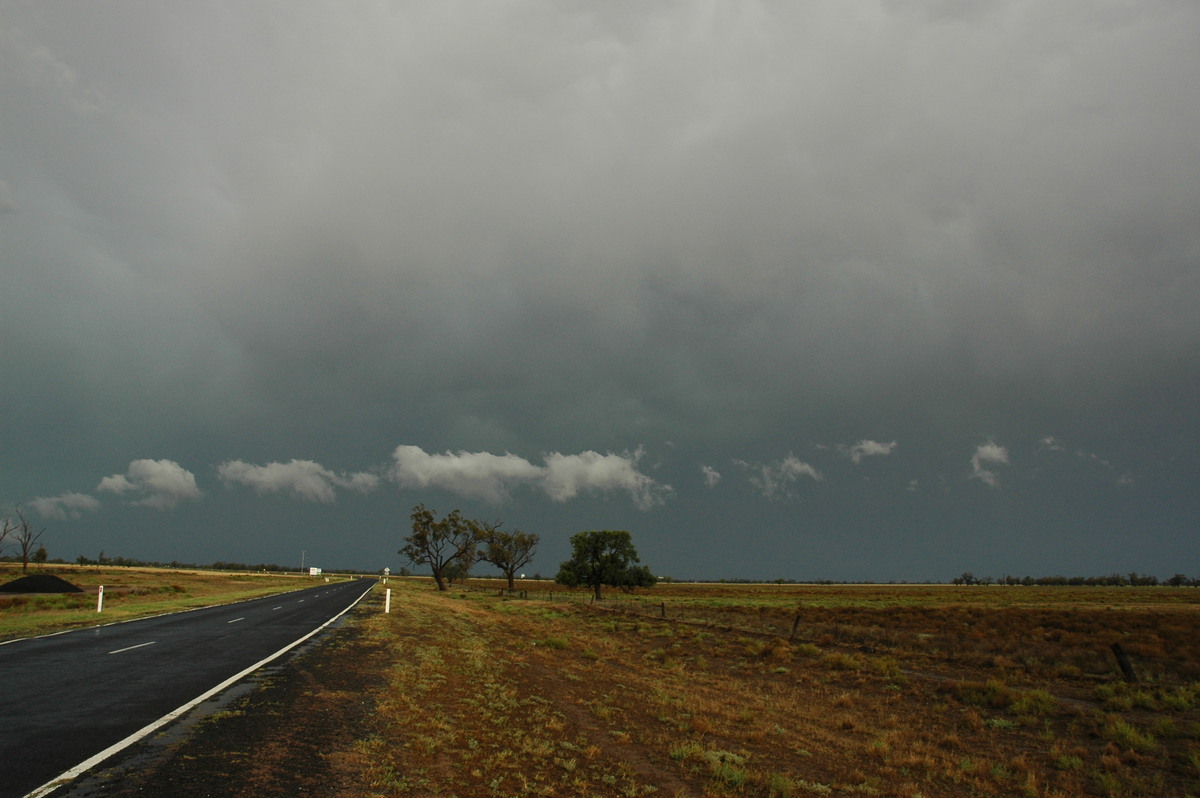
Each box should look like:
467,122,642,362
63,553,379,575
953,571,1197,587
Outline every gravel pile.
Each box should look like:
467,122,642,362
0,574,84,593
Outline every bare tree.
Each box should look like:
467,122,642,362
12,509,45,574
0,514,14,557
477,523,539,593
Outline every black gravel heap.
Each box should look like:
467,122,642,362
0,574,85,593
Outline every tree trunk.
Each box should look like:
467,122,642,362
593,583,602,601
505,571,516,593
433,570,447,591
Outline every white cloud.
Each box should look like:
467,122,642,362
28,492,102,520
844,439,898,464
96,474,134,494
389,444,669,508
542,448,670,510
969,442,1009,488
701,465,722,488
97,459,202,510
390,446,545,503
218,459,380,503
735,455,823,499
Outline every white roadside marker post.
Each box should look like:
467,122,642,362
97,585,104,613
385,588,391,614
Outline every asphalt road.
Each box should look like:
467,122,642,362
0,578,376,798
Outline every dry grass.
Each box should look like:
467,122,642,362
319,581,1200,796
0,562,319,640
22,573,1200,796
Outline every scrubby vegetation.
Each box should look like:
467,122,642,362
0,563,317,640
233,579,1200,796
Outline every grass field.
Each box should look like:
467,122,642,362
332,579,1200,797
0,563,326,640
6,568,1199,795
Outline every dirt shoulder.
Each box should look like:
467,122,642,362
57,583,1200,797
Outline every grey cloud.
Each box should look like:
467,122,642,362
28,492,101,520
734,456,823,500
2,3,1197,580
844,440,898,464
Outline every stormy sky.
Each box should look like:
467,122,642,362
3,1,1197,582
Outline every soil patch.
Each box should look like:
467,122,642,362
0,573,83,593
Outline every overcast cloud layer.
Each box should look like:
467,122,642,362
3,2,1197,581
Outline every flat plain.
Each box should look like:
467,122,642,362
5,568,1199,796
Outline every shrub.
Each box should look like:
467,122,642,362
823,652,862,671
1010,689,1058,717
702,750,748,788
1103,717,1157,752
957,679,1014,710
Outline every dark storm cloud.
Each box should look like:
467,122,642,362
3,1,1197,579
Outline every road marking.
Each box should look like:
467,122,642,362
227,617,245,624
108,642,156,655
24,580,379,798
272,606,282,611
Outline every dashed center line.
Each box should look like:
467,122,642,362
272,606,282,611
108,642,156,655
227,617,245,624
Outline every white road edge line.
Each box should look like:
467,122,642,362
107,642,156,655
22,580,378,798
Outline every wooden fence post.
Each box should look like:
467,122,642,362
1110,642,1137,682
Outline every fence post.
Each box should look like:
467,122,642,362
385,588,391,614
661,602,665,618
97,585,104,613
1111,642,1137,682
789,614,801,641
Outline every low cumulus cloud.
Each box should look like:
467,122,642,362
701,465,722,488
97,459,203,510
218,459,380,503
969,442,1009,488
389,445,669,509
542,449,670,510
735,455,823,500
28,492,102,520
843,440,898,464
1039,436,1067,452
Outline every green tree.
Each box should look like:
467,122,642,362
477,523,539,592
555,530,655,600
399,504,479,591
